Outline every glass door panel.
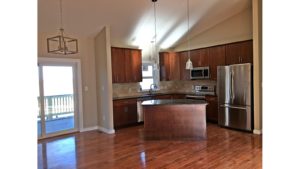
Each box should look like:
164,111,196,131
42,66,75,134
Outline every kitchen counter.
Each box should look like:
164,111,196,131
142,99,207,106
113,92,209,100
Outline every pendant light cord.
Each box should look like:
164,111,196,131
59,0,63,29
153,0,157,63
187,0,190,59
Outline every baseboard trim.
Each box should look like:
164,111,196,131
80,126,98,132
253,129,262,135
98,126,115,134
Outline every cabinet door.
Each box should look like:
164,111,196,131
240,41,253,64
131,49,142,82
198,48,209,67
126,99,138,124
206,96,218,122
124,49,133,82
171,94,186,99
111,47,126,83
225,40,253,65
113,100,127,128
190,50,200,67
179,51,190,80
159,52,170,81
113,99,137,128
124,49,142,82
208,46,225,80
154,94,173,99
168,52,180,81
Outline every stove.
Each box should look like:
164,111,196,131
185,85,215,100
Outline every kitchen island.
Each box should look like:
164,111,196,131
142,99,208,140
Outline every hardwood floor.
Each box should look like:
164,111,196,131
38,123,262,169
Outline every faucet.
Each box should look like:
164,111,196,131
149,84,156,95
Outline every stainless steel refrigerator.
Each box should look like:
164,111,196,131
217,63,253,131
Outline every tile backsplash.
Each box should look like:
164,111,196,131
113,80,216,98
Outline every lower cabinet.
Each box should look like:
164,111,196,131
154,94,173,99
171,94,186,99
205,96,218,122
113,98,138,129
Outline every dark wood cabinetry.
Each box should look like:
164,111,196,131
178,51,190,80
111,47,126,83
171,94,186,99
125,49,142,82
208,46,226,80
113,98,138,129
159,52,180,81
111,47,142,83
205,96,218,122
225,40,253,65
161,40,253,82
190,48,209,67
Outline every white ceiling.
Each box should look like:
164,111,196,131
38,0,251,51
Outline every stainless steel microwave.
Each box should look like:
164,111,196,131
190,66,210,79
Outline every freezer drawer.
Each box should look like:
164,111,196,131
218,104,252,131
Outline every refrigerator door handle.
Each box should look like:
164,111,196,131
220,104,247,110
230,72,235,100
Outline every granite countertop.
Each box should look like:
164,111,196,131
113,92,198,100
141,99,207,106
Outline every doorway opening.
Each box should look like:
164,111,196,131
37,58,83,139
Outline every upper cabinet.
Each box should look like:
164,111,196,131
178,51,190,81
159,52,180,81
111,47,142,83
111,47,126,83
190,48,209,67
225,40,253,65
208,46,226,80
175,40,252,81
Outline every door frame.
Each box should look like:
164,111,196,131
38,57,84,139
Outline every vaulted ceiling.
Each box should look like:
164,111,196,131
38,0,251,51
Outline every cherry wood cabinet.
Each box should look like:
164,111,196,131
159,52,180,81
190,48,209,67
111,47,126,83
154,94,173,100
113,98,138,129
178,51,190,80
111,47,142,83
125,49,142,82
225,40,253,65
205,96,218,122
171,94,186,99
208,46,226,80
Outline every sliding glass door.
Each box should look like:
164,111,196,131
38,60,79,139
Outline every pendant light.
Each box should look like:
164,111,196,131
47,0,78,55
185,0,193,69
152,0,158,70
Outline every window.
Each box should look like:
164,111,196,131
139,63,154,90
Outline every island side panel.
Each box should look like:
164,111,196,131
143,104,207,140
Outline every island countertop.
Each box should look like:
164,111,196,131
142,99,207,106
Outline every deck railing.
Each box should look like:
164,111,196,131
38,94,74,120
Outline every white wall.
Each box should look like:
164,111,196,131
94,26,115,133
174,8,253,51
38,33,98,129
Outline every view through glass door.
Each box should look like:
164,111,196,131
38,63,78,138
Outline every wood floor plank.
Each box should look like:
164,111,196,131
38,123,262,169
